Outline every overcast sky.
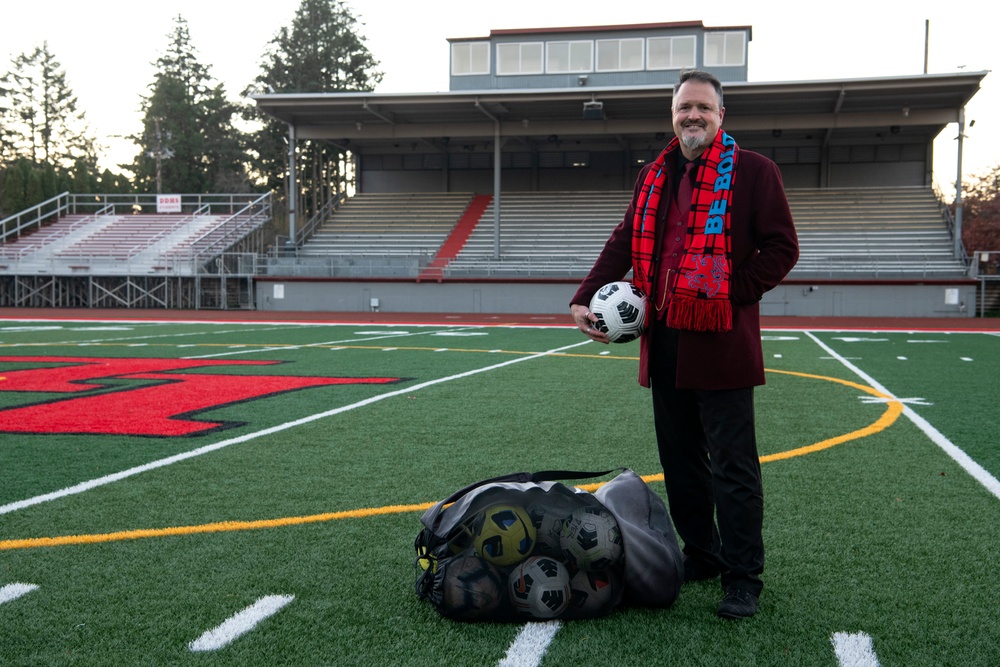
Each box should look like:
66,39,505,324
4,0,995,198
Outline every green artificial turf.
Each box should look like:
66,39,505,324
1,320,998,665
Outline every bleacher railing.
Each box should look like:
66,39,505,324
184,193,272,270
1,191,73,242
0,193,271,276
295,192,346,251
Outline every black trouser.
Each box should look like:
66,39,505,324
649,321,764,596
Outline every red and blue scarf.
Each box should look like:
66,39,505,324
631,129,737,332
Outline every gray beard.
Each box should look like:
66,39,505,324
681,132,707,151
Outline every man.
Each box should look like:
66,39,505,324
570,69,798,619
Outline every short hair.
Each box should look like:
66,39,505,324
673,69,724,109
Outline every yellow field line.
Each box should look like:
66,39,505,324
759,369,903,462
0,502,438,551
0,369,902,552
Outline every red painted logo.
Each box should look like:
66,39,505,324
0,356,402,437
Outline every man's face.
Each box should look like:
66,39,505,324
671,80,725,158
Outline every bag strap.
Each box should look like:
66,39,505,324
439,468,619,506
423,468,621,532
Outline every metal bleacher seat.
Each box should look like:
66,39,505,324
290,186,961,280
787,186,965,277
299,192,475,258
1,211,252,274
446,191,629,277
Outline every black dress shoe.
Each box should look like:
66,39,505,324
716,588,758,619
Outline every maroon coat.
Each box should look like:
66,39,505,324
571,149,799,390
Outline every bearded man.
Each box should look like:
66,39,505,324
570,69,799,619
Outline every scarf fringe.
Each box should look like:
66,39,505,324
666,294,733,332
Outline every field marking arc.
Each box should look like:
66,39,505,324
0,368,901,551
803,331,1000,500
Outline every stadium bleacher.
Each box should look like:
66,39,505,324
289,186,963,279
787,187,966,278
0,211,257,274
445,191,629,277
1,186,964,280
299,192,476,258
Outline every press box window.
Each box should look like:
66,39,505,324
451,41,490,76
647,36,696,70
595,38,644,72
704,32,746,67
497,42,544,75
547,41,593,73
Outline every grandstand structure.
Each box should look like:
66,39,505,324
1,20,989,315
0,193,270,309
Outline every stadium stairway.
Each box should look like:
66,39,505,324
445,191,629,277
417,194,493,281
298,192,475,259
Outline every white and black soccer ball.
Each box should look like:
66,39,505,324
560,506,624,571
589,281,648,343
508,556,572,619
567,568,623,618
525,499,572,558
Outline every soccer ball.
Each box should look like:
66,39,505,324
525,499,572,558
567,569,622,618
508,556,572,619
589,281,648,343
560,506,624,571
473,504,536,566
439,554,505,620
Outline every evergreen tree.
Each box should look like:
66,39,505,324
131,16,248,194
0,43,98,172
0,80,14,163
0,157,59,217
243,0,382,230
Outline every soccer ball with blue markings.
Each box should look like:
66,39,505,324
473,504,536,566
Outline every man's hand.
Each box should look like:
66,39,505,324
570,303,610,344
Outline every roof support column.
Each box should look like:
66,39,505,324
287,123,297,249
492,119,501,260
954,108,966,261
476,99,502,260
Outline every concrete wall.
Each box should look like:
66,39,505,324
256,279,580,314
255,279,977,318
765,282,975,318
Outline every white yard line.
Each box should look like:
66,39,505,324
497,622,562,667
0,583,39,605
804,331,1000,500
188,595,295,652
831,631,881,667
181,326,480,359
0,339,592,515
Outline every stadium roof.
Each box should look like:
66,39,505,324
252,71,988,156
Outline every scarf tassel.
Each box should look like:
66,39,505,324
666,294,733,332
